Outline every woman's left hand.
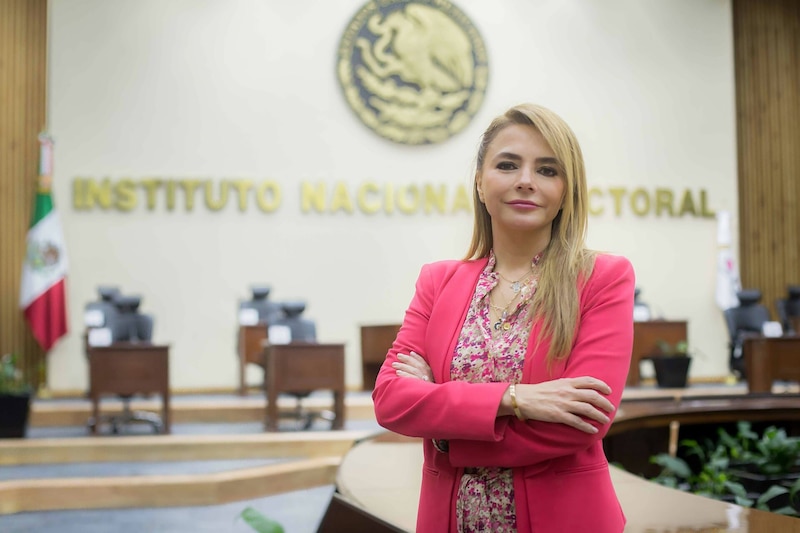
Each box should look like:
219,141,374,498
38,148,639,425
392,351,434,383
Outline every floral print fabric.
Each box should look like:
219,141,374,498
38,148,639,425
451,251,538,532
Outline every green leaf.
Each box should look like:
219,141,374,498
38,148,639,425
725,480,748,498
756,484,789,507
239,507,285,533
650,454,692,479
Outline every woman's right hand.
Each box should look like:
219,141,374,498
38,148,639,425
504,377,615,434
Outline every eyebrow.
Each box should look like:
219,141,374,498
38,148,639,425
495,152,561,166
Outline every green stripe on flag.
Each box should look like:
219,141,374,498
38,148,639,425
30,191,54,227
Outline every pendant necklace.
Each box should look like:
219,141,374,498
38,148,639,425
490,289,524,331
495,253,542,294
490,278,538,331
496,269,533,295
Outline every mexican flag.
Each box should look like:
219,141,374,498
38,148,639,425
19,134,69,351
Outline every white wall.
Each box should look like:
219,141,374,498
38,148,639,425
46,0,737,391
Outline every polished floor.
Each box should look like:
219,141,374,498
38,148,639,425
1,391,383,533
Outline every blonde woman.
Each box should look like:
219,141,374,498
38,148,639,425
373,103,634,532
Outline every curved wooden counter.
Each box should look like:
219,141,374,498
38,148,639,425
322,431,800,532
609,394,800,437
604,394,800,477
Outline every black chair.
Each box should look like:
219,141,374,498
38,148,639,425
239,285,284,325
775,285,800,335
267,301,333,430
633,287,652,322
723,289,771,379
85,291,163,434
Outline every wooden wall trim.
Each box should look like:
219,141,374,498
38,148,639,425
733,0,800,317
0,0,48,386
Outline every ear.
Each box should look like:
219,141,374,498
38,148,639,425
475,173,485,203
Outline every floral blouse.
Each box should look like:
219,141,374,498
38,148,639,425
450,251,539,532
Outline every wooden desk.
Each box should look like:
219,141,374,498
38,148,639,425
237,324,268,395
629,321,688,386
87,343,170,434
744,335,800,393
360,324,401,390
263,343,346,431
319,430,800,533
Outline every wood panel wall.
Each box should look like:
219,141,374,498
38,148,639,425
733,0,800,318
0,0,48,388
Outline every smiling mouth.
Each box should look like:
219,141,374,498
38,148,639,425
507,200,540,208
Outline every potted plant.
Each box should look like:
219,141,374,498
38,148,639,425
0,353,34,438
725,424,800,494
649,440,750,503
648,340,692,388
649,424,800,516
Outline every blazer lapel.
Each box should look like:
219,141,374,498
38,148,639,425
427,259,487,381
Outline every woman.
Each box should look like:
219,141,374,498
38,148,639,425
372,103,634,532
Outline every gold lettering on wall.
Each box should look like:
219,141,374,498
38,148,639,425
70,178,718,218
357,182,381,214
255,181,281,213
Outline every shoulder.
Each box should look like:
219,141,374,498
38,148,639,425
421,258,487,279
417,258,488,293
591,253,634,279
582,253,635,297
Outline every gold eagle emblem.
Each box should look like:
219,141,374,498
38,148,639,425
337,0,489,145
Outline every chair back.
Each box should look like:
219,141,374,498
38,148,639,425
272,301,317,342
776,285,800,333
723,289,771,343
240,285,284,324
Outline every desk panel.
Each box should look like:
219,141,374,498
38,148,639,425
237,324,267,395
264,343,346,431
87,343,171,434
744,335,800,393
629,321,688,386
360,324,401,391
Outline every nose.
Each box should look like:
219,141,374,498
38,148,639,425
515,167,536,190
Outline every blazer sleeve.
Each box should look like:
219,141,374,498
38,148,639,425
372,263,511,441
447,254,636,468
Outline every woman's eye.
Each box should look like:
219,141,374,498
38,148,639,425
538,166,558,177
497,161,517,170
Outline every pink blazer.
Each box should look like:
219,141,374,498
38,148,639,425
372,254,635,532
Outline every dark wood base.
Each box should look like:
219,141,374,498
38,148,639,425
317,492,405,533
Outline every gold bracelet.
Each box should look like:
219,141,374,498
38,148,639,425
509,383,525,421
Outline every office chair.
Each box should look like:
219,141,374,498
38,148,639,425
239,285,284,325
268,301,332,429
633,287,652,322
723,289,771,379
775,285,800,335
236,286,286,395
85,292,164,434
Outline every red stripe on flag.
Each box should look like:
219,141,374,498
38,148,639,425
23,278,68,351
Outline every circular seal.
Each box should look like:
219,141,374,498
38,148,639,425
337,0,489,145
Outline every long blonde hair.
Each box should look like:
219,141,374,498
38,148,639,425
464,103,596,362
